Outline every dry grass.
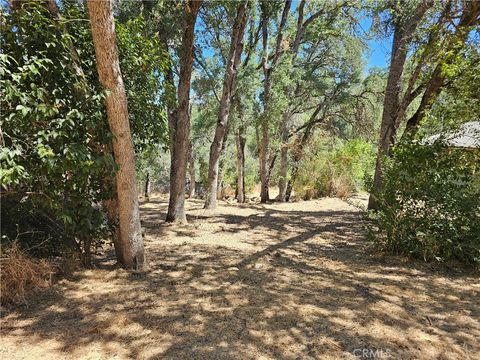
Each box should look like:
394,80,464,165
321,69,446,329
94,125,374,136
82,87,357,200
0,243,54,306
332,175,354,199
1,195,479,359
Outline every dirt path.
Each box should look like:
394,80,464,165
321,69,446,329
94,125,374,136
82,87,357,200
1,195,479,359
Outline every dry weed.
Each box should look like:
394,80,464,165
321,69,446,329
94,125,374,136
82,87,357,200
0,242,54,305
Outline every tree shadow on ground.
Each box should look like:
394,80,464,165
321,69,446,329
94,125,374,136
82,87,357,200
1,196,479,359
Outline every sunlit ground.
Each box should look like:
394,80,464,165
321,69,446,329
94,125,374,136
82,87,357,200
1,195,479,359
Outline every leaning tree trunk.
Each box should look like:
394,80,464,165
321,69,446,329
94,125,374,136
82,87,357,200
402,1,480,140
87,0,144,269
368,1,432,210
166,0,202,222
204,0,249,209
235,126,246,203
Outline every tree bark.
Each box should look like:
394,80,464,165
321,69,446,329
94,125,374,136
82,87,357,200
402,1,480,139
368,1,432,210
235,125,246,203
87,0,144,269
216,122,231,200
188,139,196,198
258,0,291,203
144,172,151,200
278,111,291,202
204,0,249,209
166,0,202,222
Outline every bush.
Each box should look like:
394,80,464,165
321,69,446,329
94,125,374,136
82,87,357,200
295,138,375,199
1,3,167,261
0,3,114,260
368,141,480,268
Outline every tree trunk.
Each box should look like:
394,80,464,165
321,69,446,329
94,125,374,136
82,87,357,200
144,172,151,200
235,126,246,203
87,0,144,269
259,120,270,202
258,5,270,203
166,1,202,222
278,111,291,202
258,0,291,203
204,0,249,209
216,122,231,200
402,1,480,140
285,143,303,202
368,1,432,210
188,140,196,198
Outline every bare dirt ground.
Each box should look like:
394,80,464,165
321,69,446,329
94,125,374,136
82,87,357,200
1,194,479,360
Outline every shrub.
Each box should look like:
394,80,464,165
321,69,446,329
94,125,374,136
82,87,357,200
0,3,114,261
368,141,480,268
295,138,375,199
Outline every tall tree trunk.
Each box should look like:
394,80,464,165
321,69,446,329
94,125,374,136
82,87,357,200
166,0,202,222
278,111,291,202
188,139,196,198
87,0,144,269
204,0,249,209
258,0,291,203
236,126,246,203
258,5,270,203
259,120,270,202
216,122,231,200
368,1,432,210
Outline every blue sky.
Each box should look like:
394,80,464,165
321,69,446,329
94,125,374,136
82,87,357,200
358,17,392,71
365,37,391,69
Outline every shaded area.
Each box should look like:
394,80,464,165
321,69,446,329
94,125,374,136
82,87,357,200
1,195,479,360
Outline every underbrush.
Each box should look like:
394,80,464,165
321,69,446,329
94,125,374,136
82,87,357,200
294,138,375,200
368,142,480,268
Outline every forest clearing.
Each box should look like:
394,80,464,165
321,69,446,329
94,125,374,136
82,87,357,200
1,0,479,359
2,194,479,359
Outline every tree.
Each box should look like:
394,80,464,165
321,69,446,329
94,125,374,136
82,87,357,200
166,0,203,222
87,0,144,269
235,98,247,203
403,1,480,137
368,0,433,209
368,0,479,209
257,0,291,203
204,0,249,209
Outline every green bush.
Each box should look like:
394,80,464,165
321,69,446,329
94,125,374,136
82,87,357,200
368,141,480,267
295,138,375,199
1,3,113,259
1,3,168,261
